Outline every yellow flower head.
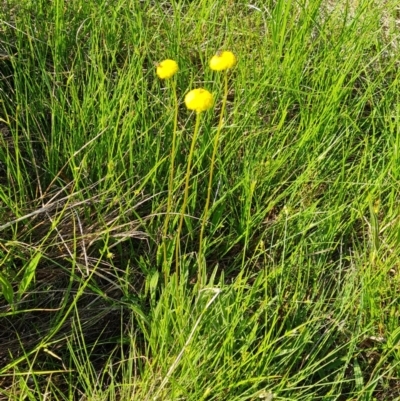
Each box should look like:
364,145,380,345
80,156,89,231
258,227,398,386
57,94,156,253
209,50,236,71
184,88,214,113
156,59,178,79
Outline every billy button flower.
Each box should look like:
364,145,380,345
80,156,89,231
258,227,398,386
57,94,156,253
175,88,214,275
198,50,237,266
209,50,236,71
155,58,179,278
184,88,214,113
156,59,179,79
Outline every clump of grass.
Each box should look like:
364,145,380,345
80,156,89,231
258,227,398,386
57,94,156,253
1,0,400,399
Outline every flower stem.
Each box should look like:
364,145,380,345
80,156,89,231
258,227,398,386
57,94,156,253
162,79,179,278
175,111,202,276
198,72,228,271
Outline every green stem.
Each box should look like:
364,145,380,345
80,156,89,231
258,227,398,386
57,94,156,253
198,72,228,270
162,79,179,278
175,111,202,276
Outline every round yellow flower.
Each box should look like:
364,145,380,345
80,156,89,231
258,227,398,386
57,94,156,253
156,59,178,79
184,89,214,113
209,50,236,71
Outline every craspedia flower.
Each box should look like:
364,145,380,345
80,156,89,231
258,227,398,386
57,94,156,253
156,59,178,79
184,88,214,113
209,50,236,71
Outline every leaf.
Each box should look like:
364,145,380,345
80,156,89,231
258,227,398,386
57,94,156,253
210,202,226,231
148,270,159,305
353,359,364,393
387,326,400,349
0,272,14,306
156,238,176,271
156,243,163,267
18,252,42,301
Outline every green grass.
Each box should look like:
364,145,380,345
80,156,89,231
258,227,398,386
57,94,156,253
1,0,400,399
